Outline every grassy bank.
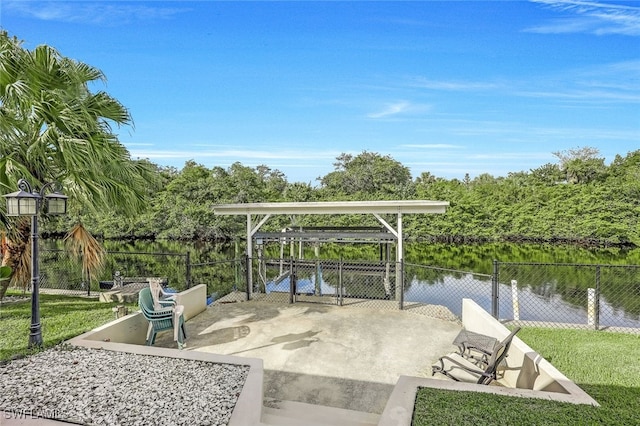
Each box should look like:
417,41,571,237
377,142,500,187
412,328,640,425
0,290,136,362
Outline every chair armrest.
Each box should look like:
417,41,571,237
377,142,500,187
435,354,486,376
453,329,498,365
160,288,177,297
432,352,497,385
143,306,175,319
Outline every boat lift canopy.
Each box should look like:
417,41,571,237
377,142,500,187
212,200,449,297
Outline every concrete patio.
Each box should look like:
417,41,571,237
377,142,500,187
153,299,462,415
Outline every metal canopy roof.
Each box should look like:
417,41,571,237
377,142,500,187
212,200,449,299
212,200,449,215
254,231,396,242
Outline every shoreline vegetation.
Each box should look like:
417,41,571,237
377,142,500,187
39,149,639,249
41,232,639,250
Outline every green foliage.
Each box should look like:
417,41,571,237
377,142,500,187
553,147,606,184
43,146,640,247
0,266,11,280
319,151,414,199
411,149,640,246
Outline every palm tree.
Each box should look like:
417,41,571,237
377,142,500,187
0,31,157,298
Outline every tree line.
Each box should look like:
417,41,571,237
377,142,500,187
64,148,640,248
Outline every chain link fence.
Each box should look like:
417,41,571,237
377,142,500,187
33,249,189,296
403,263,493,321
189,258,246,303
21,249,640,332
10,249,244,304
245,257,640,331
251,257,400,308
496,262,640,331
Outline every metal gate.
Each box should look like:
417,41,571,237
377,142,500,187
252,257,398,309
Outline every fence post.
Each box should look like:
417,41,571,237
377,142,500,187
338,258,343,306
399,260,404,310
492,260,499,319
289,257,295,304
185,252,192,289
587,288,596,328
511,280,520,321
315,259,321,296
234,239,241,291
594,266,601,330
245,254,251,301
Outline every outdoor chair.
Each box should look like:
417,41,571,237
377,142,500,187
432,327,521,385
149,278,178,309
452,329,499,367
138,287,186,349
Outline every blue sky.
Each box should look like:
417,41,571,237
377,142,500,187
2,1,639,184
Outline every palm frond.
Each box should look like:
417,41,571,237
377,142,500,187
64,222,105,284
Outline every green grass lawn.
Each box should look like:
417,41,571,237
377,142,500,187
0,290,137,362
412,328,640,425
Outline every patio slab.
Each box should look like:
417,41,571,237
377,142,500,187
153,300,461,414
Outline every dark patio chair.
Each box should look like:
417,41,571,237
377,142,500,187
452,329,499,367
432,327,521,385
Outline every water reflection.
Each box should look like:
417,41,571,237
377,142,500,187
404,275,640,329
41,239,640,329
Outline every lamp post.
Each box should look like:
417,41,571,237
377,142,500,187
4,179,67,348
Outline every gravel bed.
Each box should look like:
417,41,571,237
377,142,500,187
0,345,249,425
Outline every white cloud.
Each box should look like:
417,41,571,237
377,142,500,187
367,101,411,118
516,89,640,103
408,78,500,91
128,148,340,162
400,144,461,149
4,1,189,25
528,0,640,36
512,59,640,105
467,152,552,160
367,101,431,119
124,142,154,147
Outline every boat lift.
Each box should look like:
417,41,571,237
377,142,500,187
212,200,449,300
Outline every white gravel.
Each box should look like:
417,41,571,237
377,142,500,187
0,345,249,425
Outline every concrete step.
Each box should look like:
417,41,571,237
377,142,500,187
261,400,380,426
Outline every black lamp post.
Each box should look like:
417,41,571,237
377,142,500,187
4,179,67,348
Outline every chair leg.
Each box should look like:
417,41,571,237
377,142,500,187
432,365,461,382
148,330,157,346
177,323,187,350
